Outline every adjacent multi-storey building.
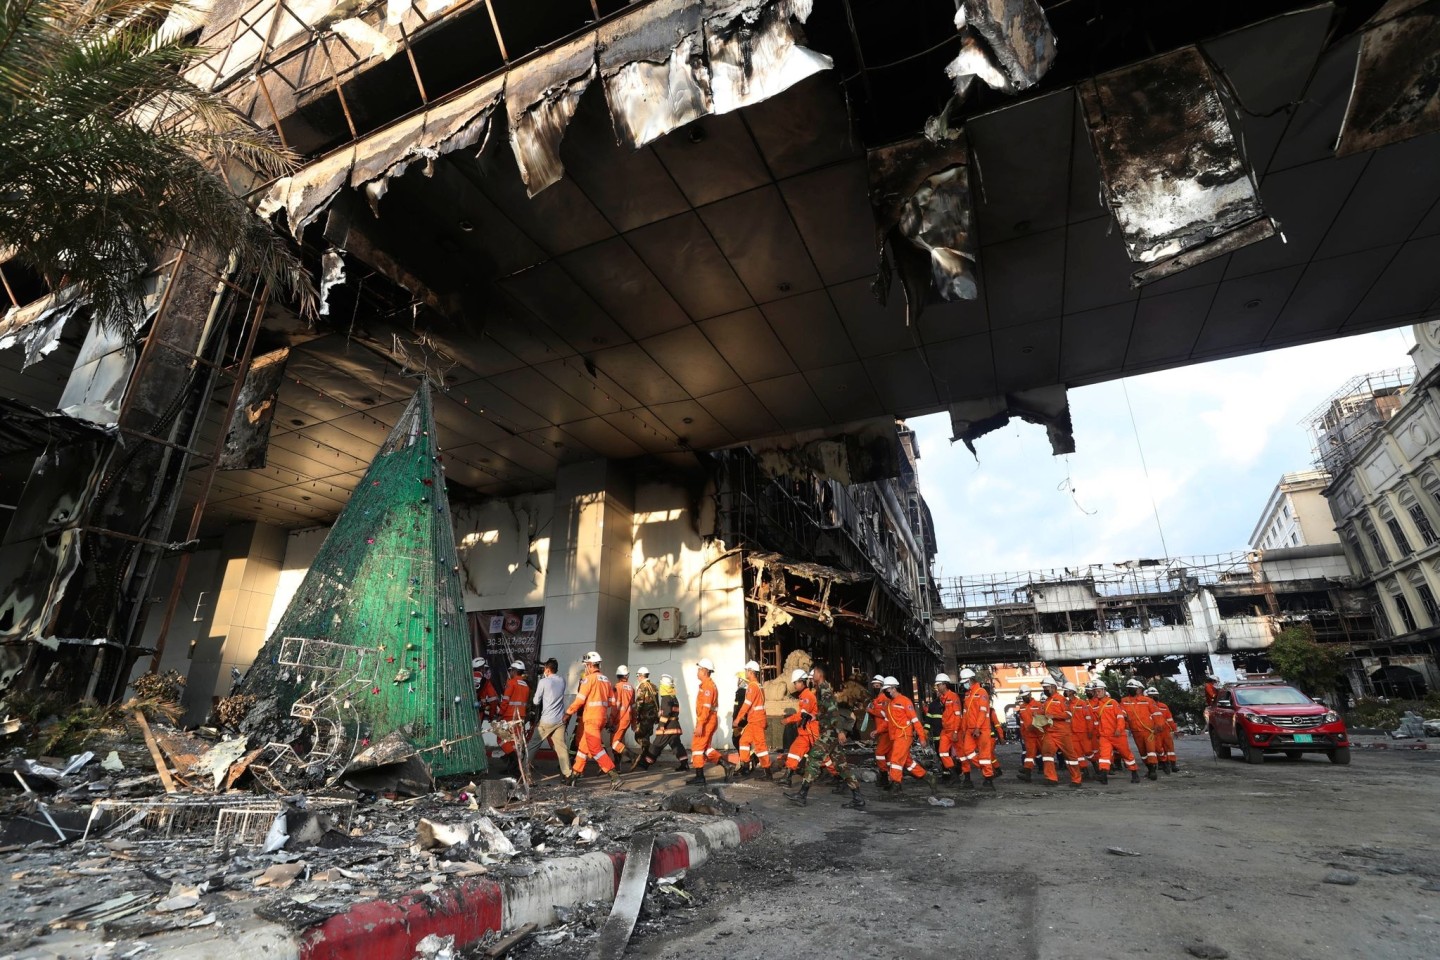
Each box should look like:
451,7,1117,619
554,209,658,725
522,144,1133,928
1312,326,1440,699
1249,470,1340,551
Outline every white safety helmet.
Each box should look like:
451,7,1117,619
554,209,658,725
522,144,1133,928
790,668,808,683
582,651,603,664
1089,679,1106,690
1125,678,1144,689
1018,685,1032,695
1145,686,1159,696
1040,677,1057,687
871,674,885,685
637,666,650,676
697,658,715,672
1063,681,1077,693
660,674,674,684
958,668,976,681
883,676,900,689
509,660,525,672
472,657,484,670
935,673,952,684
744,660,760,672
615,665,629,676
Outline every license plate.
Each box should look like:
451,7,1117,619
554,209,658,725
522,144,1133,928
1293,734,1313,743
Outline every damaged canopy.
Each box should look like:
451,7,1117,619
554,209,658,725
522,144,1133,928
949,385,1074,456
1335,0,1440,156
1078,45,1279,286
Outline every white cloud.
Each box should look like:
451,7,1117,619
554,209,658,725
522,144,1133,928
913,327,1416,579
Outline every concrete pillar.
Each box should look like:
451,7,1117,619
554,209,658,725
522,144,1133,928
183,521,286,723
543,461,635,691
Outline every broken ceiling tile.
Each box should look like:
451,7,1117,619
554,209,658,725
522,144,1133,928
949,385,1074,455
258,147,357,240
1078,45,1278,286
218,349,290,471
0,285,87,369
1335,0,1440,156
318,248,347,318
946,0,1056,98
329,18,399,63
598,0,713,149
505,34,599,197
704,0,831,115
868,134,978,321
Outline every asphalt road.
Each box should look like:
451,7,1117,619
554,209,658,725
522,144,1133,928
606,736,1440,960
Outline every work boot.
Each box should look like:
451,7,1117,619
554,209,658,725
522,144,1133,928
1096,769,1108,785
1160,761,1172,775
981,777,995,791
761,766,774,781
874,776,890,792
924,771,939,793
686,770,706,786
785,782,811,806
1171,761,1180,773
1043,778,1057,787
891,781,904,797
720,761,735,783
607,769,622,790
778,769,793,788
1147,765,1158,781
1081,766,1091,781
1018,768,1033,783
1130,769,1141,783
563,772,578,787
843,788,866,810
676,759,689,772
732,761,750,781
1068,781,1080,790
939,769,954,783
960,772,974,790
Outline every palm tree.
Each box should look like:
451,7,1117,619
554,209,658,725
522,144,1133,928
0,0,314,327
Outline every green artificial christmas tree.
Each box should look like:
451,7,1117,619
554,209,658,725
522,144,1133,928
238,382,485,777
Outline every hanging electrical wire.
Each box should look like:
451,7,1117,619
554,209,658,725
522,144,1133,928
1121,378,1170,558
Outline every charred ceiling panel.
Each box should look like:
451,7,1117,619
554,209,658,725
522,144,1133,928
1335,0,1440,157
598,0,713,149
1079,46,1279,286
257,146,358,240
505,34,598,196
947,0,1056,99
705,0,831,115
0,286,86,369
949,384,1073,456
218,348,291,471
749,417,904,485
868,134,978,324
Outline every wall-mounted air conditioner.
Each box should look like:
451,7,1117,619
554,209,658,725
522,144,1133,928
637,606,685,643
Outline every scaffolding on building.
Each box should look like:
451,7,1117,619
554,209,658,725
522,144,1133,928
1304,368,1414,476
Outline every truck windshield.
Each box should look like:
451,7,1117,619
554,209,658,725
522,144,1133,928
1234,687,1313,706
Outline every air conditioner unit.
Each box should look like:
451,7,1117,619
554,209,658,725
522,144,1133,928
637,606,684,643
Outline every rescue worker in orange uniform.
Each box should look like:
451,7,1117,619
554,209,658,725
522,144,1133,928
1121,678,1162,780
1016,686,1043,782
728,660,772,779
781,669,818,787
473,659,501,722
882,676,935,793
1202,673,1219,730
866,675,891,780
1147,686,1179,773
934,673,964,782
1039,677,1083,787
958,668,997,790
564,651,621,787
609,665,635,763
1091,679,1140,783
1066,681,1095,778
498,661,531,774
688,657,734,784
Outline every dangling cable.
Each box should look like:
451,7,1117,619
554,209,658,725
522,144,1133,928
1122,379,1170,557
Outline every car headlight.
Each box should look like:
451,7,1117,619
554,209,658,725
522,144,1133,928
1238,711,1265,725
1323,711,1339,724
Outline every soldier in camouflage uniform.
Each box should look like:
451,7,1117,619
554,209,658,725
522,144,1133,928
785,664,865,809
630,667,659,769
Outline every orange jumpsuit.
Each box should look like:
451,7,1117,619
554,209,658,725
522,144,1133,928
1017,699,1043,772
784,688,820,770
937,688,963,771
691,674,723,769
884,693,929,783
566,671,616,773
1095,695,1138,772
730,681,771,769
1122,693,1162,768
1041,693,1082,784
868,694,891,774
1070,694,1096,770
960,684,996,780
476,677,500,721
990,705,1005,775
610,678,635,755
499,675,530,756
1154,699,1177,766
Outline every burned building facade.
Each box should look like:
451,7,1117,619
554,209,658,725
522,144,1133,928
3,1,1440,723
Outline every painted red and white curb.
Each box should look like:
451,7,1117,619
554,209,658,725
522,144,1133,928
1354,740,1429,750
292,814,764,960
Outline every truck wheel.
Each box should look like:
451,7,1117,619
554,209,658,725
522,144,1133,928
1243,743,1266,765
1209,731,1232,760
1329,747,1351,765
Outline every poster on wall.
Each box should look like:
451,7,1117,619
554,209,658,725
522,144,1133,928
469,607,544,691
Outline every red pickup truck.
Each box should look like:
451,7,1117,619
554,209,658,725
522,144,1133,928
1209,681,1350,765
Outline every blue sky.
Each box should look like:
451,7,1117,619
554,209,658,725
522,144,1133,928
909,327,1418,579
